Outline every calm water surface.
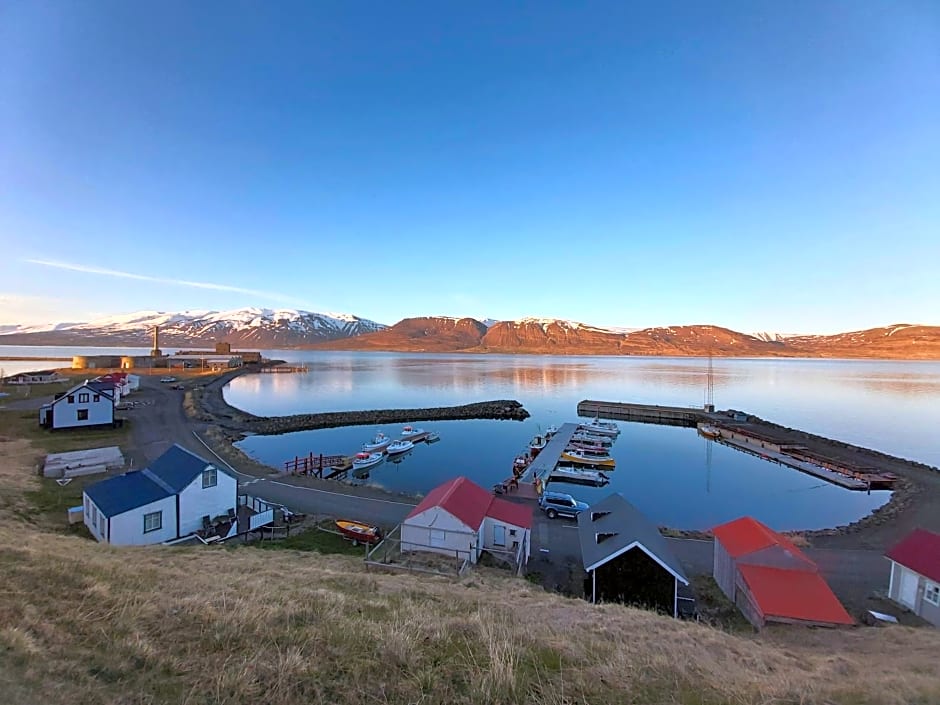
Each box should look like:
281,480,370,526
227,352,940,531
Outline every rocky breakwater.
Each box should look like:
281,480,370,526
189,368,530,436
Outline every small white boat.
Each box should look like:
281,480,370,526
529,435,549,456
401,425,430,442
386,439,414,455
362,432,392,453
568,438,612,452
570,431,613,447
697,423,721,440
352,452,384,471
578,418,620,437
560,448,616,468
544,425,559,438
425,432,441,443
550,466,610,486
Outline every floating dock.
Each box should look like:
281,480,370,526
524,423,579,485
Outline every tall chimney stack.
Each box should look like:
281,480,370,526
151,325,162,357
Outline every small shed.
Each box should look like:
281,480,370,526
578,493,689,616
400,476,531,565
712,516,853,629
886,528,940,627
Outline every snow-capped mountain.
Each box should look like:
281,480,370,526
751,331,801,343
0,308,387,348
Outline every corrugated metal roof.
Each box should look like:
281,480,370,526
487,497,532,529
84,471,171,517
406,476,492,530
886,528,940,583
712,516,809,562
577,493,688,583
738,564,854,625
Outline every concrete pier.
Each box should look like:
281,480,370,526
524,423,579,485
577,400,708,427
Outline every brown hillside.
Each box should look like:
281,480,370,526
311,316,487,352
790,324,940,359
480,319,623,353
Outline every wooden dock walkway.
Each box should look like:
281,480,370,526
523,423,579,485
284,453,350,478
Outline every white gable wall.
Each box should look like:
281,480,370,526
481,516,530,561
401,507,480,562
52,391,113,429
84,494,177,545
177,465,238,536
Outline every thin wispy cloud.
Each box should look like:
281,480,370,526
24,259,306,306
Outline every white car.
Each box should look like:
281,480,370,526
159,376,177,383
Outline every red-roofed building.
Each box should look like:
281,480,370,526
401,477,532,567
886,528,940,627
712,516,853,629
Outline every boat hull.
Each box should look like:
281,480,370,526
335,519,382,545
560,451,616,468
386,440,415,456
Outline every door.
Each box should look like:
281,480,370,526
899,567,918,609
430,529,447,547
493,524,506,547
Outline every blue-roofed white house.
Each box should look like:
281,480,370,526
40,381,115,430
83,444,237,545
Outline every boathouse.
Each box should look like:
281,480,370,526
83,445,237,545
39,381,115,430
712,516,853,629
400,476,532,566
578,493,689,617
885,528,940,627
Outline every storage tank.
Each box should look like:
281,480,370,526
120,356,135,370
72,355,89,369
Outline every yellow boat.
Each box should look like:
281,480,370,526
560,448,616,468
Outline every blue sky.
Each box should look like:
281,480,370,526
1,1,938,333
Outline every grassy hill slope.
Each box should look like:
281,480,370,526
1,435,939,704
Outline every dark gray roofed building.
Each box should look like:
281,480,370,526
578,493,690,617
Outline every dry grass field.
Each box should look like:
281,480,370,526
2,431,939,704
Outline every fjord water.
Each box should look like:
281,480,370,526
229,353,940,531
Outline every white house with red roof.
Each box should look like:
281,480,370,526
400,476,532,567
712,516,853,629
886,528,940,627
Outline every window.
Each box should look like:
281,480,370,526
67,395,75,403
78,392,89,403
509,529,517,536
202,466,218,488
143,511,162,533
92,506,97,524
84,498,89,516
93,394,100,402
99,516,105,537
926,582,940,607
77,409,89,421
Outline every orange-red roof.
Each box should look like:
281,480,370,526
712,516,809,562
406,476,531,530
738,564,854,625
886,528,940,583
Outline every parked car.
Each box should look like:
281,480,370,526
159,376,177,383
539,491,589,520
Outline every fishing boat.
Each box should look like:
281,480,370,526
362,432,392,453
568,438,613,452
550,466,610,486
544,425,559,438
697,423,721,440
578,418,620,437
334,519,382,546
425,432,441,443
352,452,384,471
401,425,431,442
560,448,616,468
512,454,531,476
386,439,415,456
529,435,549,457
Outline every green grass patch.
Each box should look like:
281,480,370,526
253,524,366,556
0,410,129,455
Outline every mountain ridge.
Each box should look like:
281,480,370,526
1,311,938,359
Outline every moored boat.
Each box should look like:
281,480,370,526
570,431,614,447
362,432,392,453
334,519,382,545
386,439,415,455
352,452,384,471
568,438,612,452
697,423,721,440
401,425,431,442
550,466,610,486
578,418,620,437
425,432,441,443
529,434,548,457
560,448,616,468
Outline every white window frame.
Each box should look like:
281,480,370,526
78,392,89,403
143,511,162,534
925,581,940,607
202,466,218,489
